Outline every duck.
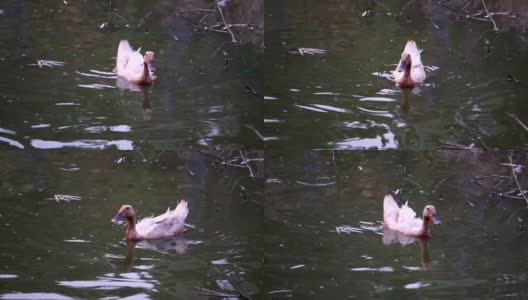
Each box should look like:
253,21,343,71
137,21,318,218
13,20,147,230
393,40,426,87
115,40,155,85
383,194,440,238
111,200,189,241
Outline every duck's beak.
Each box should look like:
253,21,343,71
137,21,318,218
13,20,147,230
431,213,441,225
111,212,124,225
397,59,407,73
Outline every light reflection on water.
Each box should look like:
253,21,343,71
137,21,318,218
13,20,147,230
0,151,262,299
265,150,528,298
264,0,528,149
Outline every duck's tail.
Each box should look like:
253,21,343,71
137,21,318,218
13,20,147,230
383,194,399,228
174,200,189,222
403,40,423,66
115,40,133,75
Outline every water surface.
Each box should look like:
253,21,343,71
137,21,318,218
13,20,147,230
0,0,262,150
264,150,528,298
264,0,528,149
0,151,263,299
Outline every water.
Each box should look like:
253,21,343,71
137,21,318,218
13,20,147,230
2,0,528,299
264,150,528,298
0,0,263,150
0,151,263,299
264,0,528,149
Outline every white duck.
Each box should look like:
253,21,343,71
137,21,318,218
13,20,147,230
383,194,440,238
115,40,155,85
111,200,188,241
393,40,426,87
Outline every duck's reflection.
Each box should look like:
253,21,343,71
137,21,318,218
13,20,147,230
116,77,153,121
382,227,432,269
400,87,411,115
141,88,153,121
113,236,187,273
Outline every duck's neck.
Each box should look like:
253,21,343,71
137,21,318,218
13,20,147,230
141,62,152,84
403,63,411,79
125,215,139,240
421,216,430,237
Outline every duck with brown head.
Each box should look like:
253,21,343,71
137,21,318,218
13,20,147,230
115,40,156,85
111,201,189,241
383,194,441,238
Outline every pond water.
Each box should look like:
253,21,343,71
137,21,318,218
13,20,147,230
264,0,528,149
264,150,528,298
0,151,263,299
0,0,262,150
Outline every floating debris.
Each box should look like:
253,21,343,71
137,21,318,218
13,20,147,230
296,48,327,56
48,194,82,202
32,60,65,68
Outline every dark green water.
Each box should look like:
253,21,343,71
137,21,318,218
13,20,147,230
0,0,262,150
0,151,263,299
2,0,528,299
264,150,528,298
264,0,528,150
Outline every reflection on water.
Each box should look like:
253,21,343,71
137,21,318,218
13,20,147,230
264,0,528,149
0,151,262,299
0,0,262,149
265,150,528,298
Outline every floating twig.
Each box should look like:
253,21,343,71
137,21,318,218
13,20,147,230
239,150,255,177
244,124,264,142
216,0,237,43
509,154,528,205
399,0,418,16
507,113,528,133
481,0,499,31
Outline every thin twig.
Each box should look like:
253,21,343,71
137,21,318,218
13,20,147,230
244,124,264,141
240,150,255,177
195,287,238,298
372,0,392,15
432,177,448,193
196,131,217,150
177,8,216,15
481,0,499,31
507,113,528,132
509,154,528,205
400,0,418,16
405,177,423,191
213,266,251,300
455,113,489,150
137,11,152,27
216,0,237,43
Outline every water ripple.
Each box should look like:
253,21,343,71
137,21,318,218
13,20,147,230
31,139,133,150
0,136,24,149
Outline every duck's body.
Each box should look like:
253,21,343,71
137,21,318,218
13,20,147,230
383,195,440,238
115,40,155,85
111,201,188,241
393,40,426,87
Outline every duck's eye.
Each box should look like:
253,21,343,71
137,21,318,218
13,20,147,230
126,207,130,210
426,207,430,211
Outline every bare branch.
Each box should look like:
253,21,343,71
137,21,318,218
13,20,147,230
216,0,237,43
481,0,499,31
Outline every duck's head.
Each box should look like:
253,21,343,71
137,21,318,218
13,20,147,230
111,205,136,224
397,53,412,73
144,51,155,74
423,205,441,225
